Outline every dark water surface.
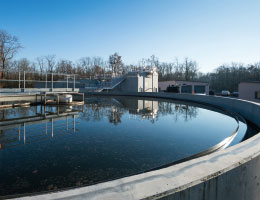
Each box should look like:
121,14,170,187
0,96,249,197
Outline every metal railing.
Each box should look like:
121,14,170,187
83,74,126,91
0,69,78,90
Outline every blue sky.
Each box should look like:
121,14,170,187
1,0,260,72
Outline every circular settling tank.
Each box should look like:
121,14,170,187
0,96,256,197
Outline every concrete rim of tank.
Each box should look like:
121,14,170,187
14,93,260,200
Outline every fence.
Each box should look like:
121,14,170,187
0,69,77,90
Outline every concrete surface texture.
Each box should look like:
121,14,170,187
15,92,260,200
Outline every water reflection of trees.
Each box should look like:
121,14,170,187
158,101,198,121
107,107,124,125
0,99,199,128
0,106,37,121
80,104,106,122
80,103,124,126
80,98,199,125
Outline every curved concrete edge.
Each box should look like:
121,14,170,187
15,93,260,200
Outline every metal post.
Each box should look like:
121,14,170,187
18,71,20,89
23,71,25,90
67,76,68,89
152,72,154,92
57,95,59,105
51,73,53,90
45,73,47,88
143,74,145,92
57,105,59,115
73,75,75,91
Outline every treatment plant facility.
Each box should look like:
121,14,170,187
0,69,260,200
33,67,158,93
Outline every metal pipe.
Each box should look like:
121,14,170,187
73,75,75,91
23,71,25,90
51,73,53,90
67,76,68,89
152,73,153,92
143,74,145,92
18,71,20,89
45,73,47,88
0,68,76,76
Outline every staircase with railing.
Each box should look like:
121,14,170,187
83,74,126,92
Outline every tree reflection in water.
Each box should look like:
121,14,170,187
0,96,244,197
107,106,124,125
158,101,198,122
80,97,198,125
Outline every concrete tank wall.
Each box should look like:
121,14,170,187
17,93,260,200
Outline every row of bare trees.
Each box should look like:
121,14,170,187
1,29,260,92
6,54,126,78
142,55,199,81
1,29,199,81
8,57,258,92
198,63,260,92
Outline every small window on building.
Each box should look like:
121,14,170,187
255,91,260,99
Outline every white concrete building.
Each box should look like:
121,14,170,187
115,68,158,92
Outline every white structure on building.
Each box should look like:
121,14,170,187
118,98,158,120
114,68,158,92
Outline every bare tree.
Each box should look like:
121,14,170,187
109,53,124,76
56,59,74,74
36,56,46,72
0,29,22,77
77,57,92,75
183,58,198,81
17,58,31,71
45,55,56,73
